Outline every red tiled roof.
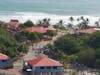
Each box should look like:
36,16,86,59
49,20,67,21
28,57,63,67
25,27,47,33
78,28,97,34
25,26,56,33
89,26,100,28
0,53,9,60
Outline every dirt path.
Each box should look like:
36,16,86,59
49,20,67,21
13,31,66,69
12,31,67,75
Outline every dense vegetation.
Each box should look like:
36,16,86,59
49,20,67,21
47,31,100,69
16,30,57,43
46,30,57,36
15,31,43,42
0,19,57,60
0,28,28,58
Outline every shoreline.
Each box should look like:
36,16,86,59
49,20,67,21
0,12,99,26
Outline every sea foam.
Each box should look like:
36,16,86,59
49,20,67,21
0,12,99,26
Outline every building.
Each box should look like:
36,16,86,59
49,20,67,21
24,26,56,34
0,53,12,68
77,28,100,34
23,55,63,75
9,19,20,29
24,26,56,41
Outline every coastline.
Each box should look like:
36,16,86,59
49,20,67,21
0,12,100,26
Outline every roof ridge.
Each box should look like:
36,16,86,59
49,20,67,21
35,57,46,66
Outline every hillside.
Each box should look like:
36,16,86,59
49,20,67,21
0,28,28,58
47,31,100,69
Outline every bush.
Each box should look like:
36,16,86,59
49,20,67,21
48,32,100,69
46,30,57,36
23,20,34,27
28,32,40,42
0,28,28,58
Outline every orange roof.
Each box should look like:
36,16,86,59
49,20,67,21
28,57,63,67
0,53,9,60
78,28,97,34
25,26,56,33
25,27,47,33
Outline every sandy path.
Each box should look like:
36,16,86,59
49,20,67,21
12,31,67,75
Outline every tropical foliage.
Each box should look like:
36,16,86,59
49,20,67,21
0,28,28,58
47,31,100,69
46,30,57,36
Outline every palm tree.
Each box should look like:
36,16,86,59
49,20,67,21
68,17,74,29
77,21,88,29
86,18,89,22
77,18,80,21
86,18,89,25
37,20,42,26
46,18,51,26
80,16,84,21
42,18,51,27
55,20,64,28
69,16,74,22
59,20,63,26
95,21,99,27
67,23,73,29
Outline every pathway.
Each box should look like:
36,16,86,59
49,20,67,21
12,31,67,74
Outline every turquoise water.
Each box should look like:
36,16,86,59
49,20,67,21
0,0,100,25
0,0,100,15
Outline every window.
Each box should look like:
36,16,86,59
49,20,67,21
47,67,51,69
53,66,57,69
2,60,7,62
40,67,44,69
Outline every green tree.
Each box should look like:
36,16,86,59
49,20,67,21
95,21,99,27
20,31,29,36
23,20,34,27
46,30,57,36
87,32,100,49
67,23,73,29
35,32,43,39
42,18,51,27
54,35,79,55
15,31,29,42
95,59,100,68
17,44,28,53
28,32,40,42
37,20,42,26
77,21,88,29
0,28,28,58
18,23,26,29
77,48,96,67
69,16,74,22
45,31,100,68
80,16,84,20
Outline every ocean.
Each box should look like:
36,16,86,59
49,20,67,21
0,0,100,25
